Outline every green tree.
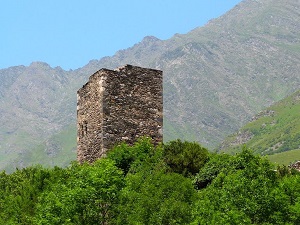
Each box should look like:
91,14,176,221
163,139,209,177
194,152,234,189
274,174,300,224
107,137,156,175
35,159,124,225
0,166,52,224
192,148,285,224
118,170,196,225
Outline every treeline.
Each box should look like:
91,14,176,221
1,138,300,224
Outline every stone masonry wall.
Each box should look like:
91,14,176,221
77,65,163,163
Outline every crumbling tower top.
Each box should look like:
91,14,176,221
77,65,163,163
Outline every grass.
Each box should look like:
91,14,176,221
220,90,300,156
267,149,300,166
6,124,77,172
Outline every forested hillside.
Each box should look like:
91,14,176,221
219,89,300,156
1,139,300,224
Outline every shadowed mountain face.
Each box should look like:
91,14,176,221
0,0,300,171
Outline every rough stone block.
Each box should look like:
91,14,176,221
77,65,163,163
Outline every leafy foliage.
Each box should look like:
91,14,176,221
193,152,233,189
35,159,124,225
163,139,208,176
1,139,300,224
118,171,196,225
193,148,281,224
107,137,156,175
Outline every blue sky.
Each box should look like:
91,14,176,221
1,0,242,70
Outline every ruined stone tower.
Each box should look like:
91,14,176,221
77,65,163,163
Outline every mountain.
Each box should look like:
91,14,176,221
0,0,300,171
218,89,300,155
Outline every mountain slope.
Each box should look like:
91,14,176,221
0,0,300,171
83,0,300,146
267,149,300,166
219,90,300,155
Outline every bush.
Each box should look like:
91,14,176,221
163,139,209,177
107,137,155,175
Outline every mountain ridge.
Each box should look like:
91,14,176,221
1,0,300,171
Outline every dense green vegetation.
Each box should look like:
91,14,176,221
1,138,300,224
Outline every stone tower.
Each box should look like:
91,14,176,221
77,65,163,163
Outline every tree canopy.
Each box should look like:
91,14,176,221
1,138,300,224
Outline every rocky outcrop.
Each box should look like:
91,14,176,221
289,161,300,171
